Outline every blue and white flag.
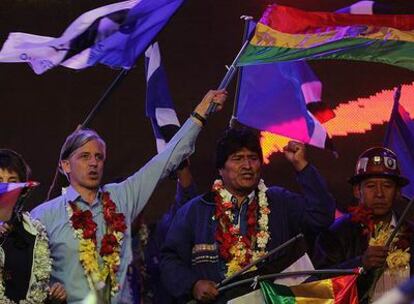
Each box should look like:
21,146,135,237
90,0,184,69
145,42,180,153
0,0,184,74
0,181,39,196
0,0,138,74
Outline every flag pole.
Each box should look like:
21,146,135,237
383,85,402,146
80,68,130,129
384,84,412,248
230,15,253,126
45,68,130,200
386,196,414,248
217,268,360,293
217,233,304,288
205,33,252,115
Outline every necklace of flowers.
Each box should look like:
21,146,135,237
213,179,270,278
66,192,127,296
349,205,376,236
349,205,412,269
0,213,52,304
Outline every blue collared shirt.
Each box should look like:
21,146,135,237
31,118,201,304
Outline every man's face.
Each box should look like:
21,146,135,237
353,177,400,216
61,139,106,192
0,169,20,183
219,147,262,196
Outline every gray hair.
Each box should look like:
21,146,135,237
59,128,106,162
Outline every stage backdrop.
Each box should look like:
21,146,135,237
0,0,413,222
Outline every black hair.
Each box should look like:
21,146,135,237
0,149,31,182
215,127,263,169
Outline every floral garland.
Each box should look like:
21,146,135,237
66,192,127,296
0,213,52,304
349,205,375,236
213,179,270,278
349,205,412,270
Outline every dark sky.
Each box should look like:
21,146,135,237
0,0,413,222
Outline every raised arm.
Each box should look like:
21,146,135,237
282,141,336,234
107,90,227,219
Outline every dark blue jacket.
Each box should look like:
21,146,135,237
143,182,198,304
160,165,335,303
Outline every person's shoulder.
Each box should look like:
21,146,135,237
175,192,214,216
266,185,286,195
329,214,355,232
186,192,214,208
30,195,65,221
316,214,356,244
265,185,291,203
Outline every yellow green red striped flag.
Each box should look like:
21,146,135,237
238,5,414,71
260,274,359,304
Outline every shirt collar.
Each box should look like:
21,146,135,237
390,213,397,228
63,185,103,205
246,191,256,204
221,188,255,207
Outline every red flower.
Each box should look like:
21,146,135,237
214,187,259,265
222,201,233,209
349,205,375,236
110,213,127,232
247,200,258,237
103,193,116,218
100,233,119,256
83,224,97,239
70,207,97,240
229,226,240,235
102,192,115,209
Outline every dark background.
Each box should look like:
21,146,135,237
0,0,413,222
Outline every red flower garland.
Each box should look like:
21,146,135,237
214,193,258,266
70,208,97,240
69,191,127,259
349,205,375,236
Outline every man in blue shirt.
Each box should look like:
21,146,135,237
161,127,336,303
31,89,227,304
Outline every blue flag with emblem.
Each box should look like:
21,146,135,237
145,42,180,153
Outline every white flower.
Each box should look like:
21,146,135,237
258,215,269,228
212,179,271,278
